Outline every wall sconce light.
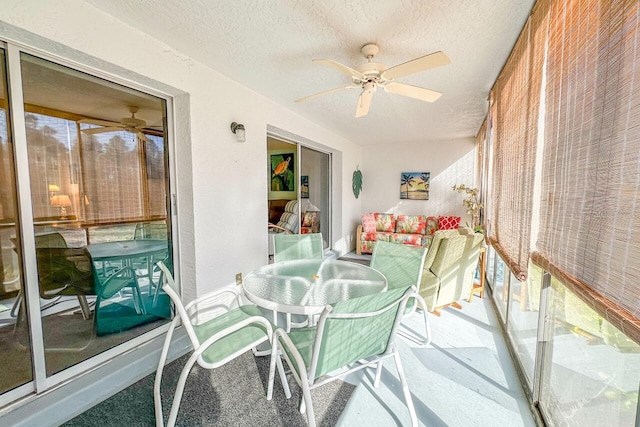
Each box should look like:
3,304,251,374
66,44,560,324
230,122,246,142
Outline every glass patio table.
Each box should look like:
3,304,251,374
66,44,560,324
242,258,387,316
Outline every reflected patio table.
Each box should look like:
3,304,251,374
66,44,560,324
243,259,387,316
87,239,168,280
86,239,171,335
86,239,168,264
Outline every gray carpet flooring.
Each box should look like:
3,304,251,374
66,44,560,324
63,350,355,426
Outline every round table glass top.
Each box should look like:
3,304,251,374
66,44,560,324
242,259,387,315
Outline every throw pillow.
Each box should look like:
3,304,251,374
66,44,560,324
374,213,396,232
426,216,439,234
438,216,461,230
395,215,427,234
362,213,376,233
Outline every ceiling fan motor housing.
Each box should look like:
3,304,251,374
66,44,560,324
356,62,387,79
122,117,146,127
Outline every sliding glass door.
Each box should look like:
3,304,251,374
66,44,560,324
0,47,32,395
0,43,174,402
267,137,331,259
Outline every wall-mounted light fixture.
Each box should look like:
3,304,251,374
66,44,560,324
230,122,246,142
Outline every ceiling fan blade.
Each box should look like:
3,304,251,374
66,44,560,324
355,90,373,118
384,82,442,103
381,51,451,80
295,85,358,103
313,59,366,80
81,126,124,135
78,118,120,127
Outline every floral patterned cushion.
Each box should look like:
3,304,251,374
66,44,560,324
362,213,376,233
374,213,396,232
438,216,461,230
395,215,427,234
426,216,439,235
388,233,425,247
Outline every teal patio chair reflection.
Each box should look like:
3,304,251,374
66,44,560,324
370,241,431,345
153,261,289,427
133,221,169,292
272,286,418,427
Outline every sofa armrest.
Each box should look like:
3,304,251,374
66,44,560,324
356,224,363,255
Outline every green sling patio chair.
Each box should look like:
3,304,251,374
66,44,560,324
153,261,290,427
273,232,323,331
272,286,418,427
273,232,323,263
370,241,431,345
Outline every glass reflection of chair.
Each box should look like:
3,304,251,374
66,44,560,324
273,233,323,331
14,232,147,348
11,233,93,322
153,261,289,427
134,222,168,240
370,241,431,345
133,221,168,295
272,286,418,427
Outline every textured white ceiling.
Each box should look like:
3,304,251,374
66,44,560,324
84,0,534,146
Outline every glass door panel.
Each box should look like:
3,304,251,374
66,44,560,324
0,48,32,394
506,263,542,389
267,138,298,260
300,146,329,249
539,277,640,426
19,53,172,376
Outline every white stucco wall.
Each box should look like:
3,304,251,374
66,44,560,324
360,138,477,224
0,0,480,301
0,0,365,300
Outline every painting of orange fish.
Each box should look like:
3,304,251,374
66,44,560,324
270,153,295,191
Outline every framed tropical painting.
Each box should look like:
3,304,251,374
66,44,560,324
400,172,430,200
270,153,295,191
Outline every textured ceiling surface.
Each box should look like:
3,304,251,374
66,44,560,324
84,0,534,146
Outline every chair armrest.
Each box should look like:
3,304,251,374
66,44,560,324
268,223,293,234
356,225,363,255
184,287,242,320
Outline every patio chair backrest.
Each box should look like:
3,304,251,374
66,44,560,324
134,222,168,240
370,241,427,291
310,286,412,379
35,232,68,248
274,233,323,263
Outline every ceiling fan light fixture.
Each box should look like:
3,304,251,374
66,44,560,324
363,81,377,94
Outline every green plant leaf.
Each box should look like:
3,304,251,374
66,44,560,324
352,168,363,199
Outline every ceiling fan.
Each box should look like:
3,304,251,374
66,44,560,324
78,106,153,142
295,43,451,118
